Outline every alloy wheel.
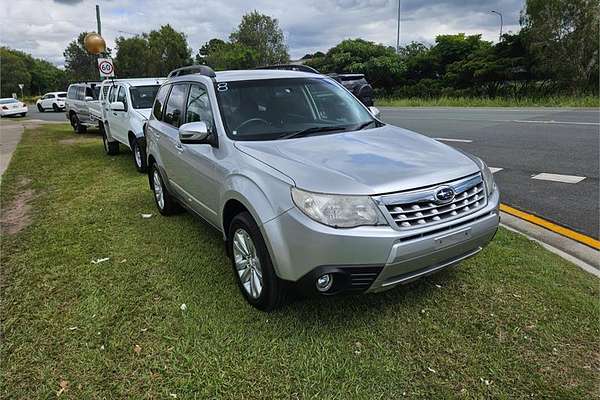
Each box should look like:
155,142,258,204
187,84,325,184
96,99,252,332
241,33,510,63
134,143,142,168
233,228,263,299
152,170,165,210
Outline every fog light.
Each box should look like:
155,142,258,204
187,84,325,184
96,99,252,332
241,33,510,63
316,274,333,292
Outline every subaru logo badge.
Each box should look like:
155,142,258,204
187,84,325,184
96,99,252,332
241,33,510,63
434,186,455,203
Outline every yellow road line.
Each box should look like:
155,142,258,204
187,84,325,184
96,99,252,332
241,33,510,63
500,204,600,250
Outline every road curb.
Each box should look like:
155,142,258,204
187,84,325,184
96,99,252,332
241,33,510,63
500,211,599,278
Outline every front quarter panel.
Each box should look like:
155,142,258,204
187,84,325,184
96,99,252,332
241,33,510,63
220,150,295,232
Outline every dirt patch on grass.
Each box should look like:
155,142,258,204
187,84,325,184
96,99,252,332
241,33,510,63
58,137,100,145
1,177,36,235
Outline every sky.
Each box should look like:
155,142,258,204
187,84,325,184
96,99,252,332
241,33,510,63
0,0,523,67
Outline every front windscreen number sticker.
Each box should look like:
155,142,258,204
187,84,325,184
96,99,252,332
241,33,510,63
217,82,228,92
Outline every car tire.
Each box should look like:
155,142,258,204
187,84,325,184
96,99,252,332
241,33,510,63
132,138,147,173
20,113,27,117
102,128,119,155
71,114,87,134
150,164,181,216
228,211,287,311
37,104,44,112
52,103,60,112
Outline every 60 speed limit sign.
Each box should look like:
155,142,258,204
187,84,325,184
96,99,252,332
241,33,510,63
97,58,115,78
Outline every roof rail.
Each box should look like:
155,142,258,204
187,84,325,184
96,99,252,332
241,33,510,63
167,65,216,78
255,64,320,74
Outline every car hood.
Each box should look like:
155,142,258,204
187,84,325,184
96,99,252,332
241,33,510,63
135,109,151,120
235,125,480,195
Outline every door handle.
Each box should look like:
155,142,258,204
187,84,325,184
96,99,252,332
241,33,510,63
174,143,184,152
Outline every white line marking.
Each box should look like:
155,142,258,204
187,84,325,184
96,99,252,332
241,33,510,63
434,138,473,143
531,173,586,184
489,167,503,174
513,120,600,126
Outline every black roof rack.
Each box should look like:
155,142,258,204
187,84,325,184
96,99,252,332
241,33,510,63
168,65,216,78
255,64,320,74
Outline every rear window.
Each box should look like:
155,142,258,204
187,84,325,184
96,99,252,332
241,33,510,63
57,93,66,98
0,98,18,104
130,85,160,109
152,84,170,120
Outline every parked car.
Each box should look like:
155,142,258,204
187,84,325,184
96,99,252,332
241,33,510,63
99,78,165,172
146,66,499,311
36,92,67,112
256,64,374,106
0,98,27,117
65,82,101,133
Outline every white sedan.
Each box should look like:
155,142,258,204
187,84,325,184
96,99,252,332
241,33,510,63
36,91,67,112
0,98,27,117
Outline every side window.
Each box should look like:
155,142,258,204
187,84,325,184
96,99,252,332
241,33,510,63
185,84,215,132
117,86,128,111
153,84,170,120
67,86,76,99
108,86,118,103
163,84,187,127
76,87,83,100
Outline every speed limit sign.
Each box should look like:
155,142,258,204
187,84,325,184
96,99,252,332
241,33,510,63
97,58,115,78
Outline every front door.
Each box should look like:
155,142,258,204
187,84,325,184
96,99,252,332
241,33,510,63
176,83,221,225
110,86,129,143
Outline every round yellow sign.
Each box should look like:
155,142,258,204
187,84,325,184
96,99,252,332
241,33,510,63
84,32,106,54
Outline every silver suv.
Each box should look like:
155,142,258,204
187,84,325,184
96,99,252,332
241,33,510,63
146,66,500,311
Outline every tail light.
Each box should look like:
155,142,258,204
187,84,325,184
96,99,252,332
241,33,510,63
2,106,8,110
21,103,26,107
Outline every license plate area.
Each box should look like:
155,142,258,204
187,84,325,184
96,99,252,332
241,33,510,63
434,228,472,249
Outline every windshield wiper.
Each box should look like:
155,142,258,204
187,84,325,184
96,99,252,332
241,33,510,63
277,125,349,140
355,120,378,130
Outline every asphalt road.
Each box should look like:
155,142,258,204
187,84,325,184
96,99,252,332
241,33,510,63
17,105,600,238
24,106,68,122
381,107,599,238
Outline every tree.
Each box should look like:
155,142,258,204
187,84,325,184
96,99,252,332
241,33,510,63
306,39,404,90
521,0,599,91
196,39,258,70
146,25,192,76
1,47,67,97
0,48,31,97
114,35,150,77
64,32,111,82
230,11,289,66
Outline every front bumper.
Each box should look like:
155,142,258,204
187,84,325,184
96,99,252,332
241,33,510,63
262,189,500,294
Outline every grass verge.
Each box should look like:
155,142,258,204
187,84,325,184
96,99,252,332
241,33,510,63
1,124,598,399
375,96,599,108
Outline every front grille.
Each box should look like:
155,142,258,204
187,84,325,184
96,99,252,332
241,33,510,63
379,174,486,230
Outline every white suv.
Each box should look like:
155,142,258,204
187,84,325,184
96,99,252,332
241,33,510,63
100,78,165,172
36,92,67,112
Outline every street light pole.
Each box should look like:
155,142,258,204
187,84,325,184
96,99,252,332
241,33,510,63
490,10,503,42
396,0,401,53
96,4,102,36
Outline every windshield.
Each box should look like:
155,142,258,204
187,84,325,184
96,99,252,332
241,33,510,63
130,85,160,109
215,77,376,141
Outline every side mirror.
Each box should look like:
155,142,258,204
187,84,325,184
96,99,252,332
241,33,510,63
110,101,125,111
85,96,94,101
179,121,211,144
369,106,381,118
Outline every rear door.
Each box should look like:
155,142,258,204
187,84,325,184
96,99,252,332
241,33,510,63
156,83,188,196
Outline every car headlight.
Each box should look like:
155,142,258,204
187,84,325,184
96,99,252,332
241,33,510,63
291,187,382,228
474,157,495,195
